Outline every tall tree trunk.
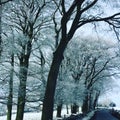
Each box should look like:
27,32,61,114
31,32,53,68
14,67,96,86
15,30,32,120
71,103,79,114
93,91,100,109
15,58,29,120
41,40,68,120
66,105,69,114
82,95,89,113
7,54,14,120
88,92,93,112
56,104,62,117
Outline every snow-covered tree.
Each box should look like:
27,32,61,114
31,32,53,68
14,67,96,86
42,1,120,119
65,36,119,113
3,0,52,120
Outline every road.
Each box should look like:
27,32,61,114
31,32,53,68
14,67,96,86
91,109,118,120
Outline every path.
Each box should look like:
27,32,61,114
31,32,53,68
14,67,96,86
91,109,118,120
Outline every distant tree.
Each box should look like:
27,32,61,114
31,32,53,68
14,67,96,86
76,38,118,113
7,53,14,120
64,37,119,113
109,102,116,107
0,24,15,119
25,44,46,107
63,40,86,114
0,36,15,118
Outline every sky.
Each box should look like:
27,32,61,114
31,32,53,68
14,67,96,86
99,77,120,108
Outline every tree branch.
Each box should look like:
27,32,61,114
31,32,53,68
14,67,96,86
61,0,66,14
0,0,12,5
81,0,98,14
78,12,120,28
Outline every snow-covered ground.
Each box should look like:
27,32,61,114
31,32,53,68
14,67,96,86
0,108,71,120
0,112,40,120
82,111,95,120
0,108,95,120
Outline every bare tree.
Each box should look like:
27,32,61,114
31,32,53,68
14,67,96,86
4,0,50,120
41,1,120,120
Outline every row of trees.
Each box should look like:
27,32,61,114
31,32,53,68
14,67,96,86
1,1,52,120
0,0,120,120
55,37,120,116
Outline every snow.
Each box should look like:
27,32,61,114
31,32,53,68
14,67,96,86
82,111,95,120
0,107,119,120
98,77,120,108
0,113,40,120
0,108,71,120
0,107,97,120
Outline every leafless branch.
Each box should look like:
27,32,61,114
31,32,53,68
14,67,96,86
52,0,62,15
81,0,98,13
78,13,120,28
0,0,12,5
61,0,66,14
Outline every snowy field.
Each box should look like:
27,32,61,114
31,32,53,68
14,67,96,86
0,112,41,120
0,108,95,120
0,109,71,120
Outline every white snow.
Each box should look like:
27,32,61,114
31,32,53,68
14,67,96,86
0,107,85,120
0,113,40,120
0,108,71,120
0,107,120,120
82,111,95,120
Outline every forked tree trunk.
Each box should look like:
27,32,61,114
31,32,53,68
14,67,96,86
41,40,68,120
41,1,85,119
7,54,14,120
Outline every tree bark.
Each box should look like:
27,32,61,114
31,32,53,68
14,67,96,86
41,0,118,119
82,95,89,113
7,54,14,120
88,92,93,112
66,105,69,114
41,40,68,120
56,104,62,117
41,1,83,120
71,103,79,114
16,63,28,120
93,91,100,109
15,58,29,120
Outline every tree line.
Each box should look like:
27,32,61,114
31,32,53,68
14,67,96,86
0,0,120,120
